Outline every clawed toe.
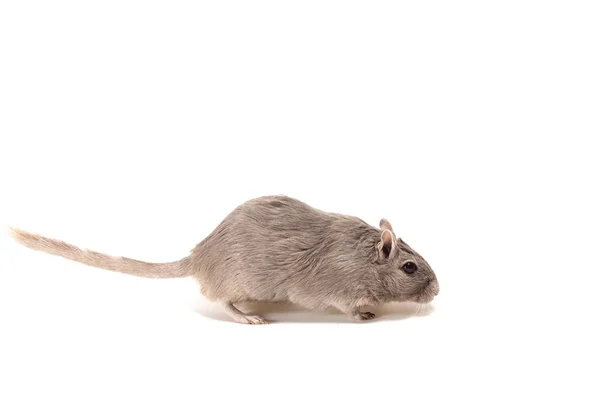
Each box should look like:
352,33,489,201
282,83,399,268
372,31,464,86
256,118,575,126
354,311,376,321
240,315,270,325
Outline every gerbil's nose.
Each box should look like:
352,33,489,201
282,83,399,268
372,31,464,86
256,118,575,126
431,279,440,296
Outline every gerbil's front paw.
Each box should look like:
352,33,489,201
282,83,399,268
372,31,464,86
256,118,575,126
354,312,376,321
239,315,270,325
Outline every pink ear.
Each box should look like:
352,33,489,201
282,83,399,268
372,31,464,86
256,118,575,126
378,229,397,260
380,218,394,233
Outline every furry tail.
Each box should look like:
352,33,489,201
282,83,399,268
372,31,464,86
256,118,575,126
9,227,191,278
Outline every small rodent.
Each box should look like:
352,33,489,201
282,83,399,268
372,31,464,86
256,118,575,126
10,195,439,324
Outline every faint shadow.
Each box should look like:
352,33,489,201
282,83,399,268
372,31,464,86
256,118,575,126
193,300,435,324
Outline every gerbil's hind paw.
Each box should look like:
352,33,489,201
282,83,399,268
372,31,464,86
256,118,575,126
353,311,376,321
239,315,270,325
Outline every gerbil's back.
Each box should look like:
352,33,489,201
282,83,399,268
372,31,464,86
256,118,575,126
195,195,333,266
191,196,377,303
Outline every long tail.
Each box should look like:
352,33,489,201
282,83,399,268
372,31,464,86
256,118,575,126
9,227,191,278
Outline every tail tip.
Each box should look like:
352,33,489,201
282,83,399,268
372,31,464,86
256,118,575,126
8,226,31,244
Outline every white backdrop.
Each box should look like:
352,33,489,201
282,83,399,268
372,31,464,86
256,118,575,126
1,1,598,399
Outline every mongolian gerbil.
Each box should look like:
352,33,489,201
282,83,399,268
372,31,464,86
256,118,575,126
10,195,439,324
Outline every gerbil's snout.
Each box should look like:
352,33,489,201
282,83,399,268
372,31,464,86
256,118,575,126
416,277,439,303
431,278,440,296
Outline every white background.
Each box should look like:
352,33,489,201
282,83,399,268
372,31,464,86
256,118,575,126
1,1,599,399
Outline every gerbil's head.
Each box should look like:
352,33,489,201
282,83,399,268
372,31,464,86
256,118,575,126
375,219,439,303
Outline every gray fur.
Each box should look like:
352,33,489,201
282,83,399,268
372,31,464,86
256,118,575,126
10,195,439,324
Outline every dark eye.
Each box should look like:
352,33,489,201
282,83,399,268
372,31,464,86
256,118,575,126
402,262,418,274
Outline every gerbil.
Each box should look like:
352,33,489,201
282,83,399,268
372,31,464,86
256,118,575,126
10,195,439,324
